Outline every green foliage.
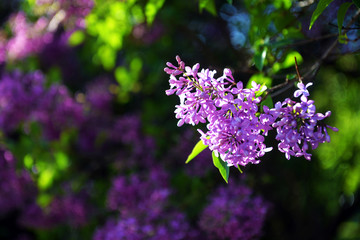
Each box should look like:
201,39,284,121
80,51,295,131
68,31,86,46
353,0,360,8
145,0,166,24
254,47,267,71
309,0,335,30
272,51,303,73
315,56,360,196
199,0,217,15
337,2,353,43
212,151,229,183
186,139,208,164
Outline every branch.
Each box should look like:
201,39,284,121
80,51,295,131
268,9,360,98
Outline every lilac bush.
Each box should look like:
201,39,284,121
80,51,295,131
199,181,269,240
94,168,199,240
0,71,83,139
165,56,338,168
0,0,93,62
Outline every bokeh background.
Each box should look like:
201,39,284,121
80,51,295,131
0,0,360,239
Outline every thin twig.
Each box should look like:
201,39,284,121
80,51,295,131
268,9,360,98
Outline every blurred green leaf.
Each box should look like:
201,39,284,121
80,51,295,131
68,30,85,46
199,0,217,16
38,167,55,190
254,48,267,71
186,139,208,164
309,0,335,30
145,0,165,25
24,154,34,169
337,2,353,35
247,73,272,89
55,151,69,170
212,151,229,183
36,193,52,208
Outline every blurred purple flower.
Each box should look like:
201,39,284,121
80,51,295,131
199,181,269,240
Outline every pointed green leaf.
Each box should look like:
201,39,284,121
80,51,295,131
309,0,335,30
337,2,353,35
199,0,217,16
237,164,243,174
353,0,360,8
254,48,267,71
212,151,229,183
186,140,208,164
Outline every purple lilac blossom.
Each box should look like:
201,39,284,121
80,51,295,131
271,81,338,160
95,168,199,240
165,56,273,167
199,181,269,240
0,0,93,62
0,71,84,139
0,149,36,217
165,56,337,163
0,71,45,133
20,192,90,228
93,212,198,240
106,168,170,216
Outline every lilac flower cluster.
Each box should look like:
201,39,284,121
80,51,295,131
94,168,199,240
165,56,337,165
0,0,93,62
0,146,90,230
20,191,90,229
0,71,83,139
271,82,338,160
199,181,269,240
165,56,273,167
0,148,36,217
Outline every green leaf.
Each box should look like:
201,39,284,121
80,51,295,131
247,73,272,89
212,151,229,183
145,0,165,25
68,30,85,46
353,0,360,8
186,140,208,164
337,2,353,35
261,95,274,109
309,0,335,30
199,0,217,16
227,0,233,4
236,164,243,174
254,48,267,71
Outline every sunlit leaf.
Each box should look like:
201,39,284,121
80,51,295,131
186,139,208,164
247,73,272,89
337,2,353,36
309,0,335,30
38,167,55,190
212,151,229,183
24,154,33,169
282,51,303,69
237,164,243,174
145,0,165,25
55,151,69,170
199,0,217,16
68,30,85,46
